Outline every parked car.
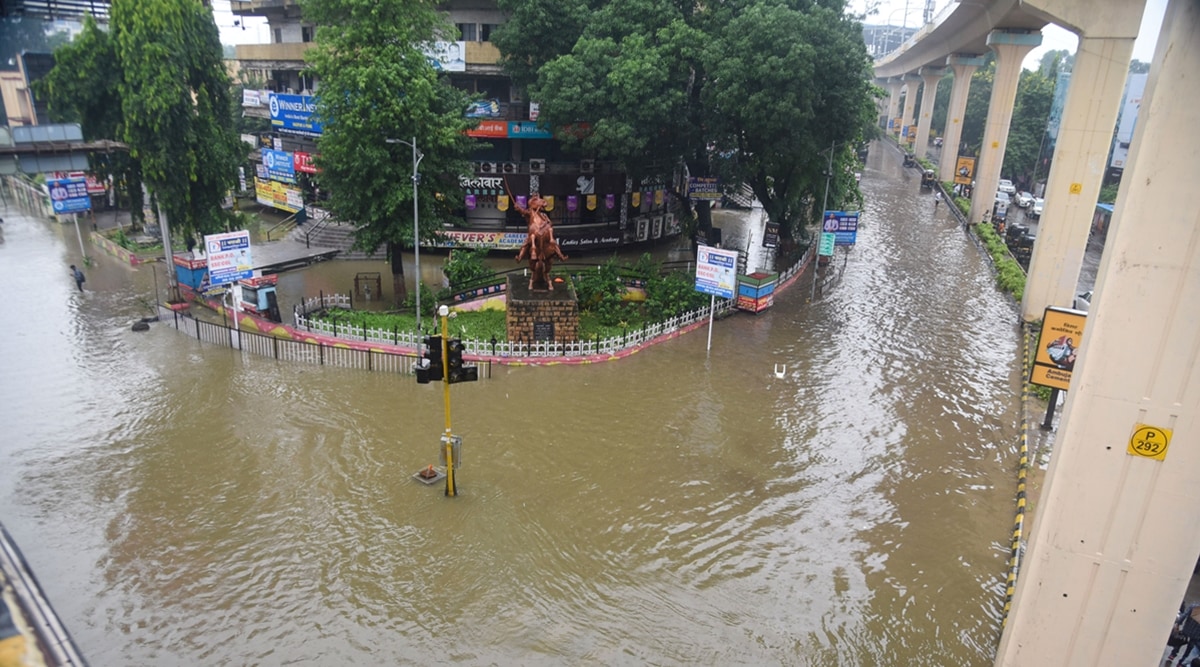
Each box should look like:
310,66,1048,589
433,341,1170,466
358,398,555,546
997,179,1017,195
1014,191,1034,207
1031,197,1045,218
1073,291,1093,312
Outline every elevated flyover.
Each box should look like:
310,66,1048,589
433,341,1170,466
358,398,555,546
874,2,1200,666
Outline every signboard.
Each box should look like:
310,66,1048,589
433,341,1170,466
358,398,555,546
694,246,739,299
254,177,303,213
1128,424,1172,461
47,177,91,214
466,120,553,139
1029,306,1088,391
687,176,722,201
426,40,466,72
818,232,836,256
823,210,860,245
269,92,322,136
261,148,296,183
762,221,780,248
293,151,317,174
954,156,976,185
242,89,262,107
204,230,254,286
432,229,622,251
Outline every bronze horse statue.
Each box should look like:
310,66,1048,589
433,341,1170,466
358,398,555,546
514,193,567,290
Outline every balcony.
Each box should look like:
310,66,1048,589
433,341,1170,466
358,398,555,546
230,0,297,14
235,42,316,64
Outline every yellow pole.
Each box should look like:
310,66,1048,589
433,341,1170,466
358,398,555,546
440,307,455,496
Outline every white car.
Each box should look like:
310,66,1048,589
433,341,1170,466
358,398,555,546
1014,191,1034,207
1031,197,1044,218
1073,291,1092,312
997,179,1016,195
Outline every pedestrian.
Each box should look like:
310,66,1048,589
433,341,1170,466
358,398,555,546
934,191,942,209
186,235,196,259
70,264,86,291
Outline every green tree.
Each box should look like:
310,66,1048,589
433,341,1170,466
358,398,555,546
303,0,477,304
1002,69,1055,186
110,0,244,240
496,0,875,246
35,17,147,222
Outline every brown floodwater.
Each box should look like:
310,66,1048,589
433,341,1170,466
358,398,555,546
0,144,1024,665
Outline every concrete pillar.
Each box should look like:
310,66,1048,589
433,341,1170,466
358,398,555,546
914,67,945,157
996,1,1200,664
886,78,904,135
1021,30,1145,320
901,73,921,145
938,55,984,183
968,31,1041,224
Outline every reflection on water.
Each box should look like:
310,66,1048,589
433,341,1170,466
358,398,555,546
0,147,1021,664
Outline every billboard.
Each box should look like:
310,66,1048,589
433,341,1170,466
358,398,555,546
47,177,91,214
261,148,296,183
1029,306,1088,391
269,93,322,136
954,156,976,186
823,210,860,245
695,246,739,299
204,230,254,286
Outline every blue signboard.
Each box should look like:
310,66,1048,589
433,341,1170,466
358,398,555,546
507,121,552,139
46,178,92,214
695,246,739,299
823,210,860,245
269,93,322,136
261,148,296,183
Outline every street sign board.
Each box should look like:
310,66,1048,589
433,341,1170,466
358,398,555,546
204,230,254,286
823,210,860,245
695,246,739,299
819,232,836,256
1029,306,1087,391
46,177,91,214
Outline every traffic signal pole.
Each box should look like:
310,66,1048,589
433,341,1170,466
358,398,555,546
439,305,456,497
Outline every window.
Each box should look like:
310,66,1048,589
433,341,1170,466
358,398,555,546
456,23,477,42
482,24,500,42
302,26,314,43
273,28,282,44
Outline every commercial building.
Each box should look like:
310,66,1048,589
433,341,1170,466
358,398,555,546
230,0,684,251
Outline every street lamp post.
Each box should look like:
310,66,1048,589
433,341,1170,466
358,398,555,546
386,137,426,334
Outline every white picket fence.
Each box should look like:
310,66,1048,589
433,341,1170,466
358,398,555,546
294,298,734,358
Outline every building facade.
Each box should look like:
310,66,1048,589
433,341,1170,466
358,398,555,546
231,0,684,251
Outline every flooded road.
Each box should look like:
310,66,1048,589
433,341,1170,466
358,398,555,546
0,143,1024,665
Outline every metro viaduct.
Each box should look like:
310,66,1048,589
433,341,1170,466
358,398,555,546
874,1,1200,665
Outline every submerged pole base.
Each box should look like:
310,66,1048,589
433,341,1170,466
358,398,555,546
413,465,446,485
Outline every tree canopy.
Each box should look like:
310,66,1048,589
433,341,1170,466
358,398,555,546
302,0,477,303
111,0,243,237
495,0,877,243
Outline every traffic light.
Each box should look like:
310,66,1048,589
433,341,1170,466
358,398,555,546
446,338,478,384
415,335,443,384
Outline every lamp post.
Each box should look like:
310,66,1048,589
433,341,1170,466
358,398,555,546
813,140,838,302
386,137,426,334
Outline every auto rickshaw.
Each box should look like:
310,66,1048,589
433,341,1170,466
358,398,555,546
920,170,936,189
903,153,916,168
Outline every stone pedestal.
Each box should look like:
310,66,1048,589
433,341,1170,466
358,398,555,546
505,276,579,344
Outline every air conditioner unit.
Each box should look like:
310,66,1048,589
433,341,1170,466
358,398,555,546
479,162,498,174
528,159,546,173
579,159,594,174
501,162,519,174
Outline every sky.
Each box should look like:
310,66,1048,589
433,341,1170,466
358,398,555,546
850,0,1169,70
214,0,1171,70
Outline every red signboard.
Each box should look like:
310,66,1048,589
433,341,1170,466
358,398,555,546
466,120,508,138
293,151,317,174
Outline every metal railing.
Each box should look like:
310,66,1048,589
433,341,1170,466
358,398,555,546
158,306,492,379
264,210,300,241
